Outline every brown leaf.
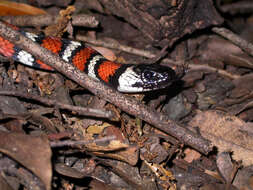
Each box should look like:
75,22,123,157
92,146,139,166
183,148,201,163
200,183,237,190
231,73,253,98
0,175,13,190
199,36,253,69
0,1,47,16
216,152,233,182
0,132,52,190
97,0,223,43
189,110,253,166
91,46,117,61
54,163,87,178
84,124,139,165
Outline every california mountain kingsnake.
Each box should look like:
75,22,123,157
0,23,177,93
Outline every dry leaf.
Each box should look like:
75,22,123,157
0,175,13,190
183,148,201,163
189,110,253,166
91,46,117,61
0,1,46,16
85,123,129,151
86,122,111,134
85,124,139,165
199,36,253,69
0,132,52,190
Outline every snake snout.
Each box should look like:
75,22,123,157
136,64,177,90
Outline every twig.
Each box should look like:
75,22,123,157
0,14,99,28
77,34,177,65
77,34,244,77
0,21,212,154
212,27,253,62
0,90,115,119
143,43,170,64
50,135,116,148
188,64,240,79
78,34,242,79
76,34,156,59
220,1,253,14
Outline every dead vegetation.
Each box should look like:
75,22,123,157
0,0,253,189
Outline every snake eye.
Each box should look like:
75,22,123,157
143,70,156,80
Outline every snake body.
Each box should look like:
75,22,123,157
0,24,177,92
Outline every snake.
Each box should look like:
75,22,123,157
0,23,177,93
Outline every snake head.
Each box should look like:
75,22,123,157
117,64,177,93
